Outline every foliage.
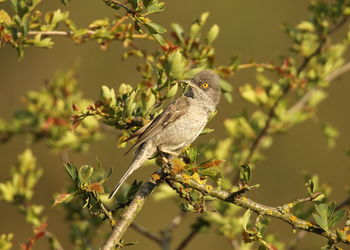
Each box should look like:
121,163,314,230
1,0,350,249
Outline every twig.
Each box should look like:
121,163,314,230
287,62,350,116
160,211,187,250
326,62,350,82
101,169,168,250
230,239,241,250
102,0,137,15
99,201,117,228
280,192,323,210
243,16,349,165
336,197,350,211
130,223,162,245
287,231,307,250
44,230,64,250
175,228,199,250
172,174,350,246
26,30,148,39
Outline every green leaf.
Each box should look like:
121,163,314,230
100,85,116,106
49,9,69,30
297,21,315,32
144,0,165,15
329,208,345,228
312,202,344,232
206,24,219,44
53,193,75,206
89,18,110,29
65,162,79,185
321,123,339,148
128,0,141,9
219,79,233,92
60,0,70,5
166,51,185,79
144,22,167,34
151,33,167,46
171,23,184,43
240,163,251,184
166,83,178,98
78,165,93,185
223,92,233,103
241,209,252,230
0,10,12,25
101,168,113,184
239,83,258,105
183,146,197,164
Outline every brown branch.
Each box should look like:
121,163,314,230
101,0,137,15
336,197,350,211
243,17,349,165
101,170,168,250
172,174,350,246
26,30,148,39
130,223,162,245
175,228,199,250
287,61,350,116
160,211,187,250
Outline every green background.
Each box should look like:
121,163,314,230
1,1,350,249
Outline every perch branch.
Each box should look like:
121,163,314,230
172,174,350,246
101,170,168,250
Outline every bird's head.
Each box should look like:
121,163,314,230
182,70,221,107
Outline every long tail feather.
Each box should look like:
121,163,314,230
108,143,153,199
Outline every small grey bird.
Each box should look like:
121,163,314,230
109,70,221,199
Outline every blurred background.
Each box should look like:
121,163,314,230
1,0,350,249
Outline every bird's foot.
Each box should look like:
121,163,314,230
158,146,179,157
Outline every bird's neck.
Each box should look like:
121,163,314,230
185,87,216,114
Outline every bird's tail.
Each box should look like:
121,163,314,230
108,143,154,199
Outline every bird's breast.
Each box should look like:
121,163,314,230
152,103,208,150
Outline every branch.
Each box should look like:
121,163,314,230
243,17,349,164
101,170,168,250
175,228,199,250
172,174,350,245
160,211,187,250
26,30,148,39
101,0,137,15
287,61,350,116
130,223,162,245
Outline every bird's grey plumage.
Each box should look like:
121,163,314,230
109,70,221,199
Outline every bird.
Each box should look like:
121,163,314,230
108,70,221,199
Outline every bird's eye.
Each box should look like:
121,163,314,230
201,82,209,88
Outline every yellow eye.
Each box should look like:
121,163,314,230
201,82,209,88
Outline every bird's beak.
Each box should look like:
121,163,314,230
180,80,198,89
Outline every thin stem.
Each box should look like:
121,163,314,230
287,61,350,116
160,211,187,250
243,16,349,165
130,223,162,245
175,228,199,250
101,0,137,15
26,30,148,39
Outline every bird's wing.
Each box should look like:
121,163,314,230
124,97,190,155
